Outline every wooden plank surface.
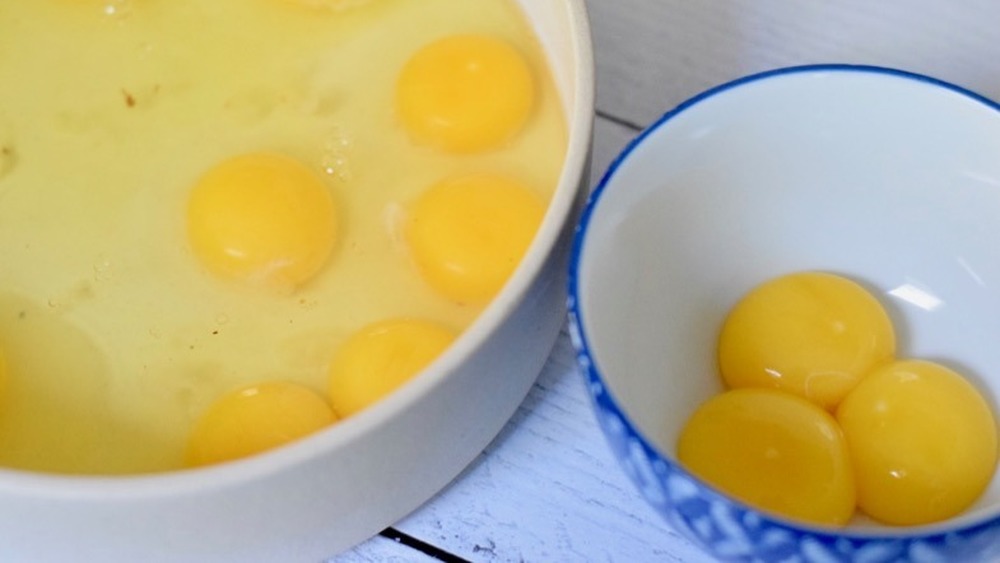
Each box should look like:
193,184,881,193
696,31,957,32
588,0,1000,129
386,326,710,563
335,535,439,563
338,1,1000,561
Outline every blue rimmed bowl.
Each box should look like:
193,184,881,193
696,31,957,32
568,65,1000,562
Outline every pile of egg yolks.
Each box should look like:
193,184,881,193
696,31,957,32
189,317,457,467
180,32,544,465
0,0,566,474
186,34,541,303
167,147,346,468
395,35,544,304
678,271,998,526
186,152,339,293
187,381,335,467
404,174,546,304
396,34,535,153
328,317,456,417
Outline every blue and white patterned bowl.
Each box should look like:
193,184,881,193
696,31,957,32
567,65,1000,562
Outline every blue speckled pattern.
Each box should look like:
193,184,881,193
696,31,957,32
565,65,1000,563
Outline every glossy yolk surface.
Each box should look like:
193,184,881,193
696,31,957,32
837,359,998,525
328,318,456,417
718,271,895,410
186,381,336,467
396,34,535,153
186,152,338,292
677,388,856,526
404,174,545,304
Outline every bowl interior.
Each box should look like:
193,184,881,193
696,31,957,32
0,2,594,560
575,66,1000,532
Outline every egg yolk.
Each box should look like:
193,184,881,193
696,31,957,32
186,381,335,467
186,152,338,292
328,318,456,417
404,174,545,304
837,359,998,525
396,34,535,152
677,388,856,526
0,347,7,399
718,272,895,410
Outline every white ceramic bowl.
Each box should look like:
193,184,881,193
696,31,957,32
569,65,1000,561
0,3,593,561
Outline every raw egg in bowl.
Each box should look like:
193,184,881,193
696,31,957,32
569,65,1000,561
0,0,593,560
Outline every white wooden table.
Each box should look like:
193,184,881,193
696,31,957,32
336,2,1000,561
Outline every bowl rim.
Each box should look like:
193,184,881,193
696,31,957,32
0,0,595,501
567,63,1000,541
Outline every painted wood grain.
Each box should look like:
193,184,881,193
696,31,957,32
587,0,1000,129
386,325,710,563
333,534,440,563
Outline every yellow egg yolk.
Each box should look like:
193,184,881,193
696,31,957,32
186,152,338,292
718,271,895,410
404,174,545,304
328,317,456,417
0,347,7,400
396,34,535,153
186,381,335,467
677,388,856,526
837,359,998,525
